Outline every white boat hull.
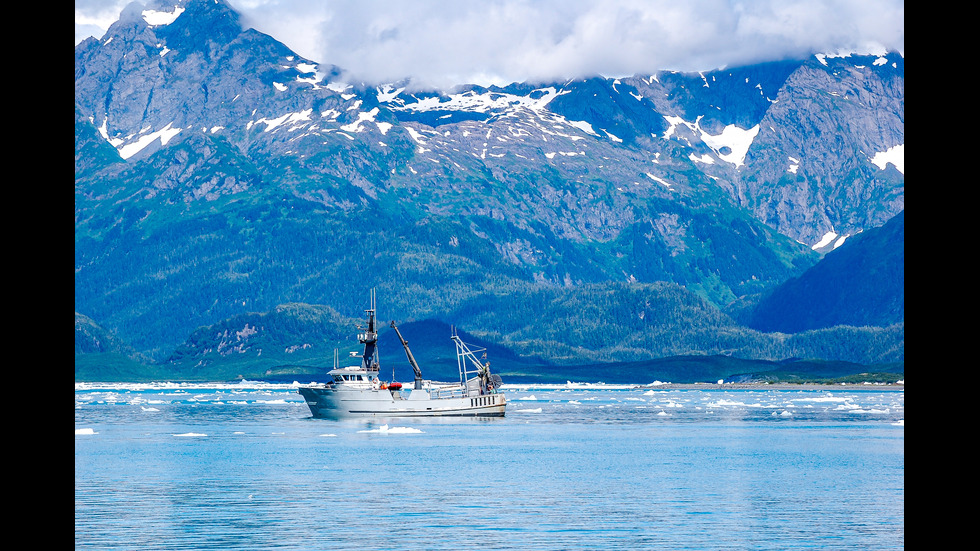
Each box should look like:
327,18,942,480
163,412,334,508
298,385,506,418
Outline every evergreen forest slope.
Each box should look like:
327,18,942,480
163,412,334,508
74,0,904,382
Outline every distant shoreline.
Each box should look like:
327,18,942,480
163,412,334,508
74,380,905,390
642,382,905,391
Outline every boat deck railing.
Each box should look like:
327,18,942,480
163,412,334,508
427,385,503,400
428,384,486,400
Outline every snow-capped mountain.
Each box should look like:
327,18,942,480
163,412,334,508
75,0,904,364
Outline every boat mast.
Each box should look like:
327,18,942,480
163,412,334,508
452,326,493,395
357,289,380,374
390,321,424,389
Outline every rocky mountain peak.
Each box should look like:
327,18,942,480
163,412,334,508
75,1,903,364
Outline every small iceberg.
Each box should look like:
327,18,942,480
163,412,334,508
75,428,97,435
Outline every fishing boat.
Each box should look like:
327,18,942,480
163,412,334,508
297,294,506,418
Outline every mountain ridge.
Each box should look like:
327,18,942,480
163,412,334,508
75,0,904,371
743,210,904,333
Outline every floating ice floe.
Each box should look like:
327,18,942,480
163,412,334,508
513,408,542,413
792,394,851,403
708,399,764,408
172,432,207,437
75,428,97,435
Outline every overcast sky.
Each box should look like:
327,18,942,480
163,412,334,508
75,0,904,89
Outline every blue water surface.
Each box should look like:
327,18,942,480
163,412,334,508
75,382,904,550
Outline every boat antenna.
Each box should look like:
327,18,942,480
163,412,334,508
357,288,380,374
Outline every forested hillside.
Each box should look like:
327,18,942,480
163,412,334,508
74,0,903,381
743,211,904,332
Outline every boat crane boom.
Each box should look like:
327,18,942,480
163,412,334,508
390,321,424,389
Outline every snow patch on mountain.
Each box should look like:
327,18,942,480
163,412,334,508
566,120,597,136
814,44,892,66
99,120,182,160
405,127,427,144
662,115,692,140
788,157,800,173
698,122,759,168
340,108,380,133
645,173,672,189
249,109,313,132
142,6,184,27
388,87,563,114
662,115,758,168
284,59,324,87
811,230,851,251
871,144,904,174
689,153,715,165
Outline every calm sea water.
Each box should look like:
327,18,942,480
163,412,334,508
75,382,904,550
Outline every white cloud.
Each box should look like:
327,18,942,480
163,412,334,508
74,1,130,44
76,0,904,90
